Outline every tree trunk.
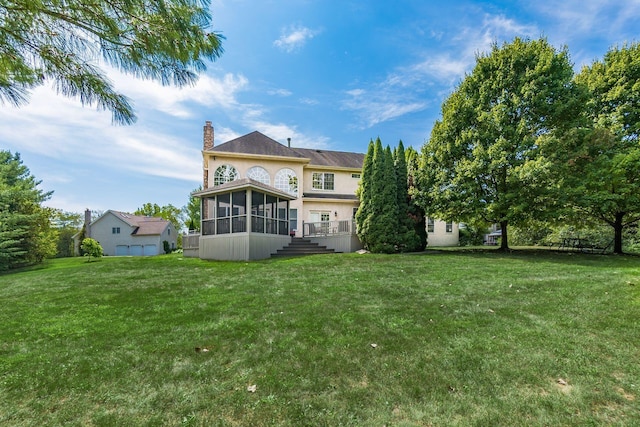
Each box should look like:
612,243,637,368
613,212,624,254
500,221,509,251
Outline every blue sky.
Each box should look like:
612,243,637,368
2,0,640,216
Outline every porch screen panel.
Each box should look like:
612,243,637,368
217,193,230,234
277,198,289,235
251,191,265,233
231,190,246,233
266,194,278,234
203,196,216,235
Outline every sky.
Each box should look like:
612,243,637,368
2,0,640,216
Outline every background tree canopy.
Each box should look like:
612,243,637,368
0,0,224,124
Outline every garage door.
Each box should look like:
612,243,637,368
115,245,129,256
143,245,157,256
130,245,143,256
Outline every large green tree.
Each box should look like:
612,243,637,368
0,150,56,270
565,43,640,253
183,186,202,231
418,38,585,250
0,0,224,124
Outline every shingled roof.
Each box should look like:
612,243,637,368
210,131,365,169
110,211,171,235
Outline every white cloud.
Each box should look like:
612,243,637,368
111,70,249,117
273,25,321,53
267,88,293,97
246,119,329,149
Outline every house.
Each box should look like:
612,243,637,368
75,210,177,256
186,121,459,261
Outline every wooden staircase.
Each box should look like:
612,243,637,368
271,237,339,257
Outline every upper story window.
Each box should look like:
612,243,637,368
351,173,361,179
274,168,298,196
213,164,239,186
312,172,334,191
112,227,120,234
246,166,270,185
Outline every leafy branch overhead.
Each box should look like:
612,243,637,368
0,0,224,124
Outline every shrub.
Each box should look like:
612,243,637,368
81,238,103,262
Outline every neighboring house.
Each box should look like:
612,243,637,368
74,210,177,256
187,121,459,261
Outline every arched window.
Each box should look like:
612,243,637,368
213,164,239,186
274,168,298,196
246,166,270,185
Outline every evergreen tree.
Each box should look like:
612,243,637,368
0,151,56,270
366,142,398,253
0,0,224,124
355,140,375,248
405,147,427,250
394,141,421,252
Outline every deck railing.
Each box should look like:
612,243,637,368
302,220,355,237
182,231,200,250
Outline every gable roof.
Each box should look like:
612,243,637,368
101,210,171,236
212,131,306,159
210,131,365,169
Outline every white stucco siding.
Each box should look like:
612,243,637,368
302,168,360,195
206,155,305,193
427,220,459,247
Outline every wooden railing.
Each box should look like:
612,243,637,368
302,220,355,237
182,231,200,250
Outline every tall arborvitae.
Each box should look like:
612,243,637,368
367,144,398,253
355,140,375,248
356,138,425,253
395,141,421,252
406,147,427,250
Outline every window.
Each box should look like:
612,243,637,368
290,209,298,233
112,227,120,234
312,172,335,190
246,166,270,185
446,222,453,233
274,168,298,196
427,218,434,233
351,173,361,179
213,164,239,186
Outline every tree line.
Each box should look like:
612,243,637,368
358,38,640,254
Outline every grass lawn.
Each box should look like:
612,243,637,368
1,250,639,426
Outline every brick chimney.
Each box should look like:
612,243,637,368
203,121,214,150
84,209,92,238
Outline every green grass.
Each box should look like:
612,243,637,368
1,251,639,426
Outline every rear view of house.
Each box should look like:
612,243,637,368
185,121,460,261
75,210,177,256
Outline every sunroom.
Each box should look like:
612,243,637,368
189,178,295,260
